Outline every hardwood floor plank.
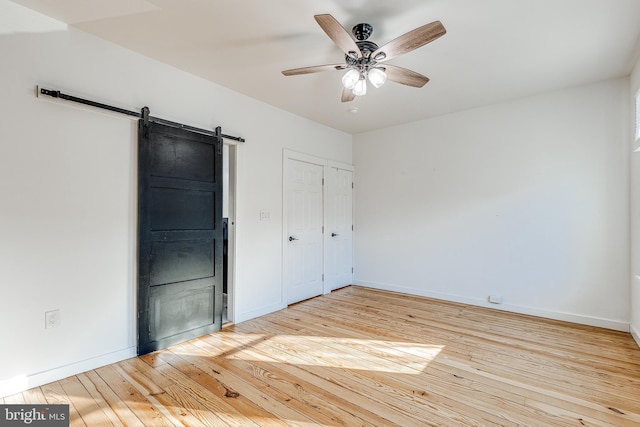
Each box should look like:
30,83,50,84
59,375,115,426
123,355,258,427
301,292,640,392
346,286,640,357
288,290,637,426
298,290,637,424
111,361,210,427
238,316,555,427
40,381,87,427
322,290,640,373
160,345,320,427
77,370,143,427
216,322,500,427
168,341,352,426
138,352,167,368
290,294,640,409
22,387,48,404
150,355,297,427
11,286,640,426
196,333,428,427
95,364,174,426
251,311,544,425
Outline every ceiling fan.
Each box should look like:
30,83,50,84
282,14,446,102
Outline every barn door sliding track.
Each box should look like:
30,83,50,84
37,86,245,143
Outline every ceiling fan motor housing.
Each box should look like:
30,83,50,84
347,23,381,64
346,41,380,67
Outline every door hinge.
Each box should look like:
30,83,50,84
352,224,354,231
322,178,325,186
322,226,324,233
352,182,354,189
322,274,324,281
352,267,354,273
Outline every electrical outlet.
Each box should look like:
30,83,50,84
45,309,61,329
488,295,502,304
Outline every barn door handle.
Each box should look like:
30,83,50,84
289,236,298,242
331,233,339,237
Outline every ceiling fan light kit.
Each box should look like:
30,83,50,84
368,67,387,88
342,69,360,89
282,14,446,103
353,75,367,96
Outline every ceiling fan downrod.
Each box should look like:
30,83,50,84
350,23,379,60
352,23,373,41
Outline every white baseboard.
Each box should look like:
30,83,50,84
631,324,640,349
0,347,136,399
354,280,630,332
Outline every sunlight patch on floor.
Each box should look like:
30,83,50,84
227,334,444,374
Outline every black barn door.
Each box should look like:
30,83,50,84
137,120,223,355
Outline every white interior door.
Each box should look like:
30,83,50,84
326,164,354,291
285,155,324,304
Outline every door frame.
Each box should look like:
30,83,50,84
325,161,355,292
282,150,328,304
223,140,238,324
282,151,355,303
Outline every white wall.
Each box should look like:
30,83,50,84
354,78,630,331
0,0,351,397
630,56,640,347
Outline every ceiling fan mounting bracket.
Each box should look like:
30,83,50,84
352,23,373,41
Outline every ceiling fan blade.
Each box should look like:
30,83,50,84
372,21,446,62
314,14,362,58
282,64,346,76
341,87,355,103
383,64,430,88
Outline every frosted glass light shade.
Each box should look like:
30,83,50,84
353,77,367,96
342,69,360,90
368,68,387,88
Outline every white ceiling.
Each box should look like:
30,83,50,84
11,0,640,134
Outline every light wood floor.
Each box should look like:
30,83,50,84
4,286,640,426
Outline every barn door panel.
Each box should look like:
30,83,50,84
137,121,223,355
